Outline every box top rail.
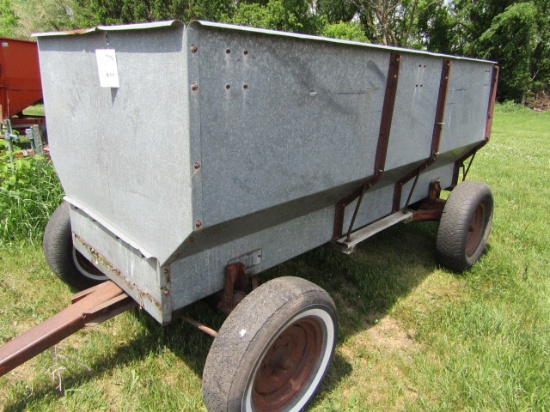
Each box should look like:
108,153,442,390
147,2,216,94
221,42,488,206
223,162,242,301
33,19,495,65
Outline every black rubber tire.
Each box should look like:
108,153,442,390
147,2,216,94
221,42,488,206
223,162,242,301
436,181,493,272
202,277,338,412
43,201,108,290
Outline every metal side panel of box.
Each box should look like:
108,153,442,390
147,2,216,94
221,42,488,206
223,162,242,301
37,21,194,266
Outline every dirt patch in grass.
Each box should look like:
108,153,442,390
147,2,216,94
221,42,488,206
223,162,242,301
363,313,418,353
337,312,420,409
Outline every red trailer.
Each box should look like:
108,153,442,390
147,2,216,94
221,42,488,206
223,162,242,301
0,36,44,132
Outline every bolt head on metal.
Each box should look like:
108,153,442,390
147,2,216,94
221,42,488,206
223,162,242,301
191,83,198,91
191,45,198,53
194,162,201,170
195,220,202,228
163,267,169,274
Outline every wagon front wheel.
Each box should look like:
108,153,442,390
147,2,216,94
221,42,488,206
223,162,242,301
43,201,108,290
202,276,337,412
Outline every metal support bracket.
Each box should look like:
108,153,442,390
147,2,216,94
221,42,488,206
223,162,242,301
218,263,249,315
333,52,402,240
452,65,499,187
393,59,451,212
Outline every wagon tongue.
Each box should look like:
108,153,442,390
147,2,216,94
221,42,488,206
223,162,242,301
0,281,136,377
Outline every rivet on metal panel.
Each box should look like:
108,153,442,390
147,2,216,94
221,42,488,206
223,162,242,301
191,83,198,91
243,84,248,90
226,49,231,54
195,220,202,228
191,45,198,53
163,289,170,296
162,267,169,274
243,50,249,55
194,162,201,170
226,84,231,90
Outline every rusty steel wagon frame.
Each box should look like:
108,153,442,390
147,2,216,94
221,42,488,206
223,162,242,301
1,20,498,411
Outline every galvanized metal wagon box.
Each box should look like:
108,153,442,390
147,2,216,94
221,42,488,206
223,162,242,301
1,20,497,411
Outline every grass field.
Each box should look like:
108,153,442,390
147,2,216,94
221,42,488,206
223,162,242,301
0,104,549,411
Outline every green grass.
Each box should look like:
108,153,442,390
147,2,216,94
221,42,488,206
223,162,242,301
0,105,549,411
0,148,64,246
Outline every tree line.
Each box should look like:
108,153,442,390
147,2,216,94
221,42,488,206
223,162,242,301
1,0,549,102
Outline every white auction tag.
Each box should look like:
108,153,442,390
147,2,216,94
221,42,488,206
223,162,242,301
96,49,120,88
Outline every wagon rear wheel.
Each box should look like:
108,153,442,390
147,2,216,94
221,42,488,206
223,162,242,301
202,276,337,412
43,201,108,290
436,181,493,272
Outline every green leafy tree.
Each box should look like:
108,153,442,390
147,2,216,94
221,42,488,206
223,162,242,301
417,0,549,102
225,0,322,34
321,21,368,41
349,0,442,47
0,0,19,37
475,3,539,101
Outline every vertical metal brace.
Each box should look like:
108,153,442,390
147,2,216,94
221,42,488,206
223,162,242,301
218,263,249,315
392,59,452,212
333,52,401,240
2,119,19,163
452,65,499,186
25,125,45,155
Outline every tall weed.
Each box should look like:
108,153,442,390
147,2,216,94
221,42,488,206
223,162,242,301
0,141,63,245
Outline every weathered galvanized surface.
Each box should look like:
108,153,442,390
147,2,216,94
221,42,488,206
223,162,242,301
36,21,496,323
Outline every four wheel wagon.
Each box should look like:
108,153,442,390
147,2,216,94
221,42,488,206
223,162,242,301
1,20,497,411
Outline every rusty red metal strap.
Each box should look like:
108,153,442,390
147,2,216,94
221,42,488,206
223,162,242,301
452,65,500,185
392,59,452,212
0,281,136,377
333,52,401,239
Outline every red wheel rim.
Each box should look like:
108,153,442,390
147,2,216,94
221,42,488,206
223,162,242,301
251,316,323,411
466,203,485,256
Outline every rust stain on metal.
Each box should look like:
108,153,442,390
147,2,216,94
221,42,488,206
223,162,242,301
218,263,249,315
333,52,401,240
410,181,445,221
73,234,163,311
